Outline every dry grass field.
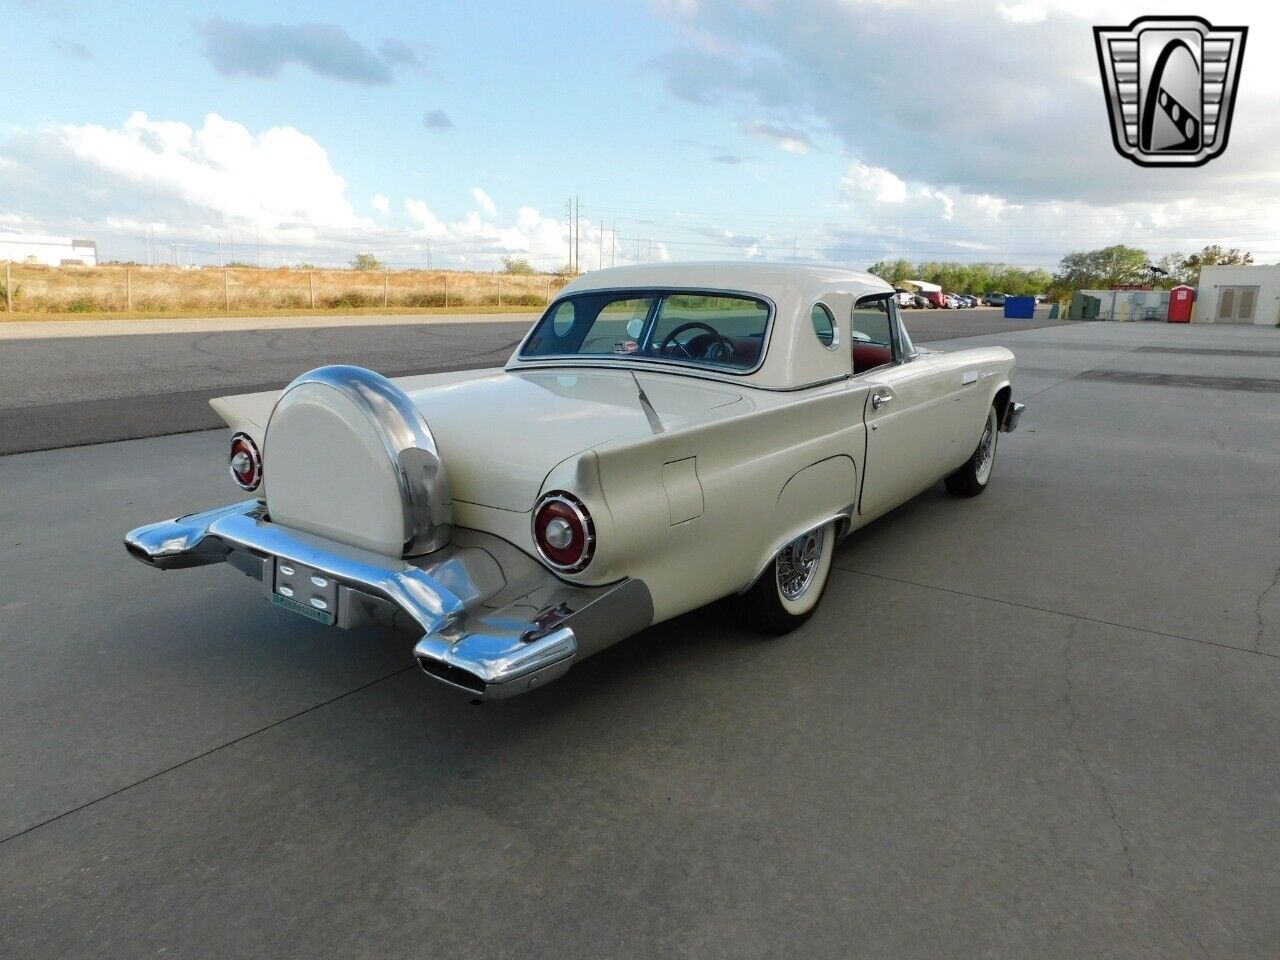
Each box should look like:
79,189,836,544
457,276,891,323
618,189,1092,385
0,263,570,317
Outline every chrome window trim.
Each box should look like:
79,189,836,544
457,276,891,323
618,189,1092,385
513,286,777,378
889,297,919,362
267,365,453,557
810,300,840,351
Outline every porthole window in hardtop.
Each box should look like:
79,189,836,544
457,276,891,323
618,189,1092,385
810,302,837,348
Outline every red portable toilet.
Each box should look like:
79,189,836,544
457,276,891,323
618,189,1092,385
1168,285,1195,323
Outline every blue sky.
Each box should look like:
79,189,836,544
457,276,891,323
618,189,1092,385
3,0,1277,269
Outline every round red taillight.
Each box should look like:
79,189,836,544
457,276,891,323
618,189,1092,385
228,432,262,491
532,492,594,572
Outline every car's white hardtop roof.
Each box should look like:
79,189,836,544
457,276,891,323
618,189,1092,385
560,261,892,302
510,261,895,390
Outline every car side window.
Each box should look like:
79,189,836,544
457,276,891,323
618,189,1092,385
851,295,896,375
850,296,893,347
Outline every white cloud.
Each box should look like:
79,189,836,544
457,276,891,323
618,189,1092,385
998,3,1048,24
743,120,809,154
0,112,372,239
0,112,575,268
470,186,496,216
655,0,1280,207
650,0,1280,263
841,161,909,205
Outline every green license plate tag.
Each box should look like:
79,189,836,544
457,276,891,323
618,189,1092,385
272,592,335,626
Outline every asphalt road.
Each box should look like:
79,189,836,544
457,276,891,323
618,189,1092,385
0,307,1065,453
3,320,1280,957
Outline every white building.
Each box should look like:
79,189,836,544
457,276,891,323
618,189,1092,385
0,234,98,267
1193,264,1280,325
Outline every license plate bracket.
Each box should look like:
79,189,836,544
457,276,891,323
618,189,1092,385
272,558,338,626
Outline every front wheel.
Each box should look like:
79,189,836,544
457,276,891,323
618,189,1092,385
742,521,836,635
945,404,998,497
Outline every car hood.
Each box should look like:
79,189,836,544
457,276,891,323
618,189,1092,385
400,368,743,511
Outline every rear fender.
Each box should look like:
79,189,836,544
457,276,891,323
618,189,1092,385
741,456,856,592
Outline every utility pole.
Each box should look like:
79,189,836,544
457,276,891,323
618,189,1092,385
565,199,574,272
218,235,224,268
255,226,262,268
574,196,580,275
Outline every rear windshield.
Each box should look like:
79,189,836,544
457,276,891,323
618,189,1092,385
519,289,771,371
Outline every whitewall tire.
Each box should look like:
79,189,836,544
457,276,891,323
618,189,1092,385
743,521,837,634
945,404,998,498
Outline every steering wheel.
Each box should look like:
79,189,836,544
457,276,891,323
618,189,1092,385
658,321,734,362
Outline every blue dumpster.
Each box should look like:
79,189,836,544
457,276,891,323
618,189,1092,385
1004,296,1036,319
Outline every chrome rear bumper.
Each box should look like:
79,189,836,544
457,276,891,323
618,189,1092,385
124,501,652,700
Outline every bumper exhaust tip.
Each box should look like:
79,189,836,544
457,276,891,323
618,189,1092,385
417,657,488,696
124,541,155,565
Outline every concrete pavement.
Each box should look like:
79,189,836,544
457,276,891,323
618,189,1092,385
2,320,1278,958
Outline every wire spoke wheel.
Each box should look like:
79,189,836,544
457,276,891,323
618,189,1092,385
776,526,826,602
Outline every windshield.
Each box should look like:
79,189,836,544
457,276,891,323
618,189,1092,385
520,289,771,371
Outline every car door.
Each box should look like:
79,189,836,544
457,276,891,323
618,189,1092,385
856,297,954,520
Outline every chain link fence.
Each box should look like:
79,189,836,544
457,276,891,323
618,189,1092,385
1,263,570,315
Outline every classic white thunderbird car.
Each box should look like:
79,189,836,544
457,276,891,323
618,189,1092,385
126,263,1023,700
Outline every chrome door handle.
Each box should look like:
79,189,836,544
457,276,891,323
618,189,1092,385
871,392,892,410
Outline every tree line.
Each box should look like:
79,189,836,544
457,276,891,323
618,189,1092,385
867,259,1052,297
869,244,1253,303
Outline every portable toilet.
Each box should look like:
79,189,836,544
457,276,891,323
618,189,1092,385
1167,285,1195,323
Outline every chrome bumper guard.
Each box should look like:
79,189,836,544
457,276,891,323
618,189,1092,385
124,501,652,700
1001,400,1025,432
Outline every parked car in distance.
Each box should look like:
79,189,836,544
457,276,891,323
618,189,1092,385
124,262,1024,702
983,292,1006,307
920,290,948,309
955,294,978,308
894,290,916,309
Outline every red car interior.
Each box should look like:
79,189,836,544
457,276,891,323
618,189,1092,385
852,342,893,373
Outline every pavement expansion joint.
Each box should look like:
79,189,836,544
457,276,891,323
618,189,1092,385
0,665,417,848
